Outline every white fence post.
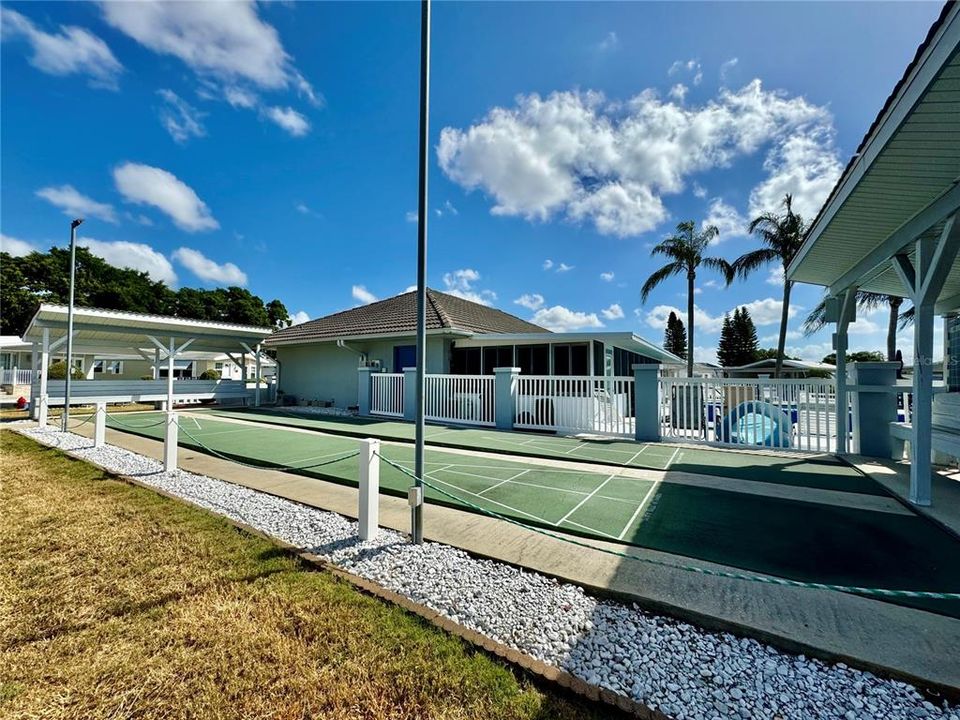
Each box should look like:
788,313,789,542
164,412,178,472
358,438,380,541
38,394,49,427
94,402,106,447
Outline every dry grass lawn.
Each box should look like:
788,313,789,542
0,430,614,720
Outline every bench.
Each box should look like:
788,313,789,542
890,392,960,462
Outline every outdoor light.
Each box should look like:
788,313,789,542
61,217,84,433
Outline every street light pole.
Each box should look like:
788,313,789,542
61,218,83,432
412,0,431,544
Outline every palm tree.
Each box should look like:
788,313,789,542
641,220,732,377
730,194,806,378
802,291,907,361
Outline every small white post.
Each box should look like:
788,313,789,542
358,438,380,541
94,402,106,447
164,411,178,472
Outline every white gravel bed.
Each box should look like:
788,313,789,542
271,405,357,417
19,427,958,720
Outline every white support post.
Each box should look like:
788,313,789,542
240,352,248,382
164,411,178,472
832,288,855,454
94,402,106,448
255,345,262,406
153,348,161,380
167,337,175,412
911,302,934,505
358,438,380,541
38,328,50,426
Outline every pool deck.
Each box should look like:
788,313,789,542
58,418,960,697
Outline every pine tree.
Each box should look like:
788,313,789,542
717,313,735,366
663,311,687,359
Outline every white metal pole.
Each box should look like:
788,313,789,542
61,218,83,431
358,438,381,540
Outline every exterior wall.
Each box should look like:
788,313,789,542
275,335,452,408
946,314,959,393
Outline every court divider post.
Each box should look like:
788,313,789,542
358,438,380,541
164,411,178,473
94,402,106,448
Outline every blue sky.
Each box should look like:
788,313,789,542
0,1,946,362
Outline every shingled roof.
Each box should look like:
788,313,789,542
266,289,549,345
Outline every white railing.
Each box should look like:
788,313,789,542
515,375,635,437
370,373,404,417
424,374,495,426
658,377,840,452
1,369,33,385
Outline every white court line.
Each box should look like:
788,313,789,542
478,469,531,496
190,427,250,438
561,518,621,540
425,473,556,526
617,479,661,540
278,447,364,466
624,445,649,466
557,474,617,525
663,446,681,469
564,443,586,455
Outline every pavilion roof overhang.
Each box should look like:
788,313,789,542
786,1,960,313
23,304,274,356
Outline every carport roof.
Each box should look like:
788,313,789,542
23,304,274,355
787,1,960,312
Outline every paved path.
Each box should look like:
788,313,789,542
65,420,960,695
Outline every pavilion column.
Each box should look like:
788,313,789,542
892,215,960,506
167,337,175,413
254,344,262,406
832,288,856,455
38,328,50,426
153,348,161,380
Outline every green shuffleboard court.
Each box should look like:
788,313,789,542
199,406,885,496
104,411,960,619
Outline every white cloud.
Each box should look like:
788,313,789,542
692,183,707,199
703,198,747,243
1,8,123,89
600,271,615,282
78,237,177,285
126,212,154,226
113,163,218,232
542,259,554,270
668,84,688,102
643,304,726,334
0,233,40,257
157,89,205,143
766,266,785,286
532,305,604,332
669,58,702,86
601,303,624,320
557,263,574,273
748,128,842,221
100,0,318,104
514,293,545,311
405,211,419,223
264,106,310,137
596,31,619,53
719,58,739,85
435,200,459,218
442,268,496,306
224,86,258,109
438,81,835,238
290,310,310,325
703,279,720,289
36,184,117,224
693,346,718,364
739,297,798,326
352,285,378,305
761,330,802,344
171,247,246,285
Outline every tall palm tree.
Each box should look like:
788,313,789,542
802,291,907,361
730,194,806,378
641,221,732,377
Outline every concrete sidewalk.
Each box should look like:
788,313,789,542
67,421,960,696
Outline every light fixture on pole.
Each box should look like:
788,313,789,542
61,217,83,432
412,0,431,544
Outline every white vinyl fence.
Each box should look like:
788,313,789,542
424,374,495,426
515,375,635,437
659,377,841,452
370,373,404,417
1,369,33,385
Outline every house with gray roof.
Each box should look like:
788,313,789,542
265,289,680,408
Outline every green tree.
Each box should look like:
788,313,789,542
663,311,687,359
717,307,759,367
730,194,806,378
802,291,907,362
641,221,732,377
266,299,291,328
821,350,885,365
756,347,799,362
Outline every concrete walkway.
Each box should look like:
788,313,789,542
66,421,960,696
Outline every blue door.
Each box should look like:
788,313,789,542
393,345,417,372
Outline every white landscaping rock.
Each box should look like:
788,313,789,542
20,427,956,720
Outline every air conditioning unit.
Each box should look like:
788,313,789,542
362,359,381,369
